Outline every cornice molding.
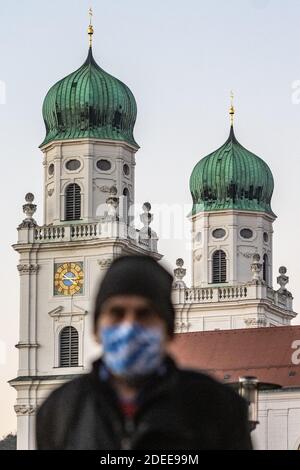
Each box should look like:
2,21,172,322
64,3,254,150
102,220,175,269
48,305,88,318
15,342,40,349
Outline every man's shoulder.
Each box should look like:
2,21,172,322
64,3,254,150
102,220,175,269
172,366,252,449
35,372,97,449
177,366,227,388
176,366,245,408
37,372,93,416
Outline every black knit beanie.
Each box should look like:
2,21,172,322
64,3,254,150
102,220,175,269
93,255,175,337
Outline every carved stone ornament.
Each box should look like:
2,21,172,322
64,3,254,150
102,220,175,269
244,317,267,328
93,182,117,193
98,258,113,270
18,193,37,229
127,225,138,240
48,188,54,197
277,266,290,294
104,186,119,221
175,320,191,332
238,247,258,258
18,220,37,229
173,258,187,288
139,202,153,240
250,254,263,284
17,264,39,275
14,405,36,416
99,186,112,193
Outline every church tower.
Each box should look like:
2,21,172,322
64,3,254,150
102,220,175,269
172,100,297,332
10,17,161,450
41,19,138,226
189,101,275,288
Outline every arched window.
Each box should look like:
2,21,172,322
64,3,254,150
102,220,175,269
212,250,227,283
65,183,81,221
263,254,268,285
59,326,79,368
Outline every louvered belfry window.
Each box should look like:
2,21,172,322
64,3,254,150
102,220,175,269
59,326,79,368
212,250,227,283
65,183,81,221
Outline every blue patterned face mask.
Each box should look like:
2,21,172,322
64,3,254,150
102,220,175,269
100,323,165,379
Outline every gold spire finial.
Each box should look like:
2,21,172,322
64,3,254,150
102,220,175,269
88,7,94,47
229,91,235,126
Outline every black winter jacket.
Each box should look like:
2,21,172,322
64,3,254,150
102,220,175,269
36,355,252,450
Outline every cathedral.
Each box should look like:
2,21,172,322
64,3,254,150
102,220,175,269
9,19,300,450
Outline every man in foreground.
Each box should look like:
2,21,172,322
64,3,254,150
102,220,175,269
36,255,252,450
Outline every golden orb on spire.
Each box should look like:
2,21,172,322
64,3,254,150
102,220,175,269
88,7,94,47
229,91,235,126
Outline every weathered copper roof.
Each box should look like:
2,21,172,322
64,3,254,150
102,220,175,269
41,47,138,148
168,326,300,388
190,126,275,217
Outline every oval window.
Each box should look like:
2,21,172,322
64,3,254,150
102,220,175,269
66,159,81,171
123,164,130,176
97,159,111,171
263,232,269,243
212,228,226,239
48,163,54,176
240,228,254,239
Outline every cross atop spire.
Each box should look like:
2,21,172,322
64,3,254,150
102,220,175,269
88,7,94,48
229,90,235,127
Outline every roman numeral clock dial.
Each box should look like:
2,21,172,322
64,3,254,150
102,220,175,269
54,262,84,296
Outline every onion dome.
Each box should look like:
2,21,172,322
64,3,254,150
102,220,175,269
41,21,138,148
190,125,275,217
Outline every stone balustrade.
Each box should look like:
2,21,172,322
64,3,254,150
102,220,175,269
17,221,158,252
34,225,67,242
173,283,293,311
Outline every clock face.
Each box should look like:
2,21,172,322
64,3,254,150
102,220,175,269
54,262,84,296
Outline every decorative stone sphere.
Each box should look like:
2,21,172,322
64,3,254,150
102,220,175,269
25,193,35,203
143,202,151,212
109,186,118,196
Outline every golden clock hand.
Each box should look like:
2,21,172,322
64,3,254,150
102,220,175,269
63,277,78,286
63,274,79,282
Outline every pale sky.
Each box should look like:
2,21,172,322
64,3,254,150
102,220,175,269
1,0,300,437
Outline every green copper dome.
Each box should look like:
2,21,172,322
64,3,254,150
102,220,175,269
41,47,138,147
190,126,275,217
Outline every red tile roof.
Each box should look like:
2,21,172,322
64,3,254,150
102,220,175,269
168,326,300,388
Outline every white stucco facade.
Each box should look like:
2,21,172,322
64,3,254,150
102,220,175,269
42,138,137,226
171,208,296,333
252,389,300,450
190,210,274,288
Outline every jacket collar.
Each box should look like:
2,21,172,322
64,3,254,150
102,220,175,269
90,353,179,409
91,353,178,382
